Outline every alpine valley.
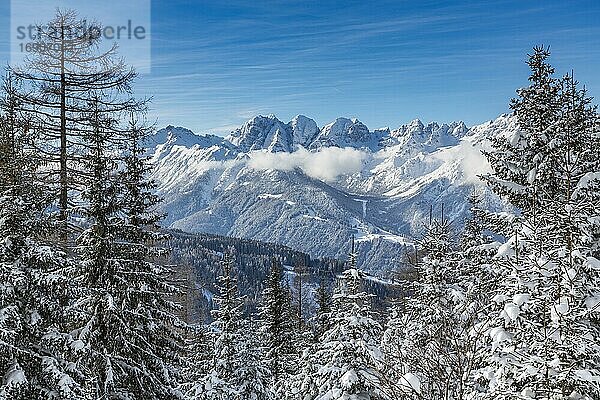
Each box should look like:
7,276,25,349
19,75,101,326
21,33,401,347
150,114,517,275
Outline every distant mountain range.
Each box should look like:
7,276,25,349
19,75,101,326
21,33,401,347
149,114,517,276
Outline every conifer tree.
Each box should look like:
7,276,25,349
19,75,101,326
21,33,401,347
0,74,83,399
480,47,600,400
181,324,211,399
456,193,502,396
12,9,145,241
192,251,245,399
459,192,497,265
313,276,332,340
117,114,185,397
236,320,272,400
258,259,296,387
483,46,561,213
385,212,459,399
211,252,243,387
384,205,490,399
290,250,391,400
72,100,183,399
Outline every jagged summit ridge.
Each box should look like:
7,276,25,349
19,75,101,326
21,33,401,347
151,125,228,150
309,117,376,150
227,114,291,152
290,115,320,148
161,114,472,155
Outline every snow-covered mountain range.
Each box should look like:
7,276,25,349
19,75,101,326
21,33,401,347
149,114,518,275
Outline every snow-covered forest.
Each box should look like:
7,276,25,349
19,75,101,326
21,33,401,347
1,9,600,400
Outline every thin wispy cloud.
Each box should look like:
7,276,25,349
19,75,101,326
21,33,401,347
3,1,598,134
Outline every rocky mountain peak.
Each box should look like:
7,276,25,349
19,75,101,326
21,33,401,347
289,115,319,148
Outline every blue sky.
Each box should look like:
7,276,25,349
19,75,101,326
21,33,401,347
1,0,600,135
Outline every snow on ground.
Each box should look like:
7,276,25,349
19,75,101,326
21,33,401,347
350,217,407,245
258,193,284,200
353,198,368,218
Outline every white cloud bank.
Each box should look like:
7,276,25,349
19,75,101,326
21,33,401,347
432,139,492,184
247,147,369,182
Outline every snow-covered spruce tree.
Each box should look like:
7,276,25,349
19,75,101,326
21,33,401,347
72,101,183,399
189,370,235,400
0,74,83,399
236,319,272,400
479,47,600,399
190,253,271,400
190,251,245,399
384,211,480,400
459,191,498,267
258,259,297,388
458,192,502,313
283,276,332,400
281,343,319,400
117,114,185,396
313,276,333,341
290,251,392,400
180,323,211,399
484,46,561,214
456,192,504,396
